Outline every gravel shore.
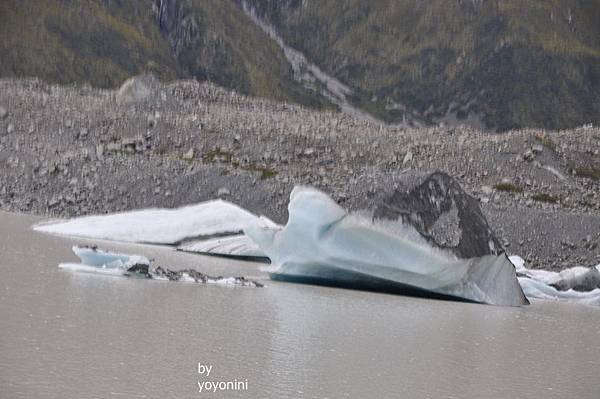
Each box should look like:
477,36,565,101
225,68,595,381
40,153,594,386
0,76,598,270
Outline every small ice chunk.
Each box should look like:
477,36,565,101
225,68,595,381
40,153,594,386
510,256,600,305
59,246,263,287
518,277,600,306
71,246,149,268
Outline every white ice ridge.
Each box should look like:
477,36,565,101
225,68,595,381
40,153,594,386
178,234,267,258
34,201,278,256
245,186,528,306
510,256,600,305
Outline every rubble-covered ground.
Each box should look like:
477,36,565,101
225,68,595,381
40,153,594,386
0,77,598,270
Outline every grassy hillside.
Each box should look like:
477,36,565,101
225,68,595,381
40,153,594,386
1,0,598,129
250,0,600,130
0,0,181,87
0,0,330,108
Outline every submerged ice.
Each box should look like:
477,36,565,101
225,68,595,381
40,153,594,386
245,186,528,306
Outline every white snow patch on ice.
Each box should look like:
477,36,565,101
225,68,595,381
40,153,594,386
178,234,267,257
178,216,280,257
34,200,276,248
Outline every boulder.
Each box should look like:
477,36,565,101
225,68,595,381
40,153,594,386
115,75,157,104
182,148,195,161
551,267,600,292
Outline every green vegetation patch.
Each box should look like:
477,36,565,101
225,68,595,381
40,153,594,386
531,193,559,204
243,163,278,180
201,148,277,179
494,183,523,193
534,132,557,151
572,166,600,181
202,148,233,164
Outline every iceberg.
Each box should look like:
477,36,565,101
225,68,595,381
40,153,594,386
34,201,278,258
35,200,270,244
510,256,600,305
59,246,151,276
60,246,263,287
245,186,529,306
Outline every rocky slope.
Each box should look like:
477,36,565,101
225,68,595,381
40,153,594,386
0,77,599,270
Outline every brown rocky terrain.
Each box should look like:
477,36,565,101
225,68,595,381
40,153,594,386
0,76,598,270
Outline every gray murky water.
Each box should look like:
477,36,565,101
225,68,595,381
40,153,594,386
1,211,599,399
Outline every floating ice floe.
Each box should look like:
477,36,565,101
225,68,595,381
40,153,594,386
60,246,263,287
34,201,278,258
245,186,528,306
59,246,150,276
510,256,600,305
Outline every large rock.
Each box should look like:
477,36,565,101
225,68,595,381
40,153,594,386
372,171,502,259
115,75,157,104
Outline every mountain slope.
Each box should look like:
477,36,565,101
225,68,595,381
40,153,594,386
0,0,330,108
0,0,181,87
1,0,598,130
243,0,600,130
153,0,330,107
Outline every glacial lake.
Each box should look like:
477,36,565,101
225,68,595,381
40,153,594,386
1,210,599,398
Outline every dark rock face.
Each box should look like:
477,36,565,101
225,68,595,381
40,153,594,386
153,266,181,281
152,266,263,287
373,171,502,259
153,0,200,57
126,263,152,278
